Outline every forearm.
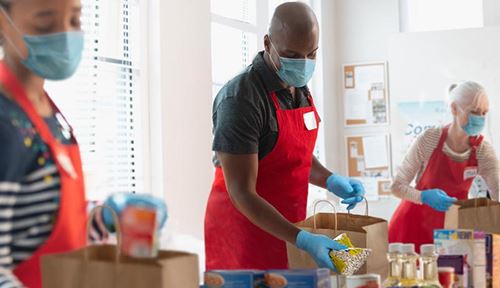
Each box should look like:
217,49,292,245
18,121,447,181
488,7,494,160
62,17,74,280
229,190,301,244
309,156,331,189
391,177,422,204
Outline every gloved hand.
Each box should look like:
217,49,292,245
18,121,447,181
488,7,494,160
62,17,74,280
421,189,457,212
295,230,347,271
326,174,366,210
102,193,168,232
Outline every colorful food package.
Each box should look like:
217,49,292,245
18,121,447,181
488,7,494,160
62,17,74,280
204,270,265,288
329,233,372,276
264,269,331,288
485,233,500,288
120,205,158,258
438,255,468,288
434,229,486,288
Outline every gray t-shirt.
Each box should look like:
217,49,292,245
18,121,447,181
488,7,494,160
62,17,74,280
212,51,313,166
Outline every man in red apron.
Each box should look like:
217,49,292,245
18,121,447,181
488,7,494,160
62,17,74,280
205,2,365,270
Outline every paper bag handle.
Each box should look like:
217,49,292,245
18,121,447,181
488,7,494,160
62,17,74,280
85,205,122,262
347,196,369,216
80,205,121,288
312,200,338,233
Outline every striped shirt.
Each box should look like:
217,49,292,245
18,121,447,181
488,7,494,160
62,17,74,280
392,127,499,204
0,94,71,287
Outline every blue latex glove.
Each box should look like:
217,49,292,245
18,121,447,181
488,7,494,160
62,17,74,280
326,174,366,210
295,230,347,271
102,193,168,232
421,189,457,212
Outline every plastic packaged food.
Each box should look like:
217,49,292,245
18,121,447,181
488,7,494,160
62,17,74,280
329,233,372,276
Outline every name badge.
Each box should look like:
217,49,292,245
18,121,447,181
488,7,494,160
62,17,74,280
303,111,317,130
464,166,478,180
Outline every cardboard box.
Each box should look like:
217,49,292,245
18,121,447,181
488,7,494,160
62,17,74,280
486,234,500,288
264,269,331,288
438,255,468,288
434,229,486,288
204,270,265,288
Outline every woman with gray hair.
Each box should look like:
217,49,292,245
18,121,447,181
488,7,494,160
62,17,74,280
388,81,499,251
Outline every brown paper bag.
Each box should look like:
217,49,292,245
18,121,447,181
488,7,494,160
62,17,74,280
41,205,200,288
444,198,500,233
286,200,388,278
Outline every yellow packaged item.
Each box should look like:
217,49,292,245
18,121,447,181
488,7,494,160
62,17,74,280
329,233,372,276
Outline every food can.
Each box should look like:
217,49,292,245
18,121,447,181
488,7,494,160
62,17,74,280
345,274,381,288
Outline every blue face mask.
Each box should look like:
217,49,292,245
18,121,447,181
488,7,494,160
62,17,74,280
269,41,316,87
462,114,485,136
1,9,84,80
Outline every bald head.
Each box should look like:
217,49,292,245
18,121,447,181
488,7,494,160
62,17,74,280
269,2,318,42
264,2,319,70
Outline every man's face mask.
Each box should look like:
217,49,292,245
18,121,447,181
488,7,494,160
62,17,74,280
268,40,316,88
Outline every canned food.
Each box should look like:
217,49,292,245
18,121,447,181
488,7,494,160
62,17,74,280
438,267,455,288
345,274,381,288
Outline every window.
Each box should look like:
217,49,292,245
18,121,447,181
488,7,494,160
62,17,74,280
45,0,149,201
210,0,313,97
401,0,484,32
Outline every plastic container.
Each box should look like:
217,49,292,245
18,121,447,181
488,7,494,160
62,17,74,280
383,243,403,287
420,244,442,288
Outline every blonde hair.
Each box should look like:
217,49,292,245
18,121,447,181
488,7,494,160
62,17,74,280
449,81,489,111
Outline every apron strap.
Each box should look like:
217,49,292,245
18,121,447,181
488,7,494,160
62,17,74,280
269,91,281,111
468,134,484,165
437,126,449,151
0,61,59,147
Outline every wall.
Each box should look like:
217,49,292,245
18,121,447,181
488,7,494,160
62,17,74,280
151,0,214,244
320,0,402,219
483,0,500,26
389,26,500,160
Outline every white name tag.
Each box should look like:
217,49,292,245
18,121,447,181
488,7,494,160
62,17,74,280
303,111,317,130
464,166,478,180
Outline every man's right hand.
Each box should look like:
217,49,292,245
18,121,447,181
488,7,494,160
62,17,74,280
295,230,347,271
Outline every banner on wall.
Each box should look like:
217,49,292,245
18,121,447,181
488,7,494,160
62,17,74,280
395,100,450,166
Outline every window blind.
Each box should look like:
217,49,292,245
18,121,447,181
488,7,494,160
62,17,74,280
45,0,146,201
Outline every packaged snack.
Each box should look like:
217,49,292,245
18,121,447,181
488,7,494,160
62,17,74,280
437,255,468,288
329,233,372,276
264,269,331,288
204,270,265,288
485,233,500,288
120,205,158,258
434,229,486,288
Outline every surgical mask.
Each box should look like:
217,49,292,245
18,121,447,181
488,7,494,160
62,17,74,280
1,8,84,80
462,113,485,136
268,41,316,87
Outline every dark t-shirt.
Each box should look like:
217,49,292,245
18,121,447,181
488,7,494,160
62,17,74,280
212,51,314,166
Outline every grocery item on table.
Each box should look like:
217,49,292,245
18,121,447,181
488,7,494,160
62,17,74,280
437,255,468,288
434,229,486,288
383,243,403,288
420,244,442,288
345,274,381,288
121,205,158,258
204,270,265,288
264,269,331,288
329,233,372,276
398,244,420,287
485,233,500,288
437,267,454,288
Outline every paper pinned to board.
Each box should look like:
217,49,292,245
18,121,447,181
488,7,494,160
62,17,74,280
345,89,368,120
362,136,389,169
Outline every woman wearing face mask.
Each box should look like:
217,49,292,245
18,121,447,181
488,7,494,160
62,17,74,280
388,81,499,251
0,1,166,287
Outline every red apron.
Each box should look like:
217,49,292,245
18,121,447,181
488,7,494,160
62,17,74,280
388,126,482,252
205,91,320,270
0,62,87,288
